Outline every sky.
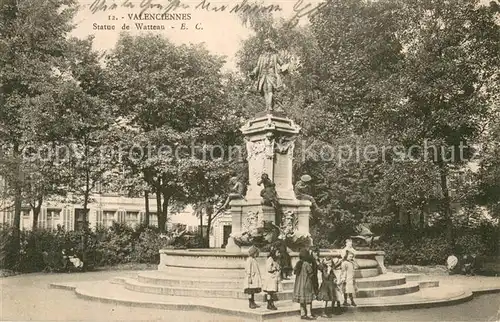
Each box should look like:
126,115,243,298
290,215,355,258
73,0,323,70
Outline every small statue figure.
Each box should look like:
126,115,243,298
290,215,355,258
351,223,381,249
257,173,283,225
219,176,246,210
249,39,289,111
160,225,187,246
294,174,320,211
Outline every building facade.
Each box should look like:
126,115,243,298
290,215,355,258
0,192,202,232
209,212,232,248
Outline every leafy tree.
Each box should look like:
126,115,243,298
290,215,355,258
309,0,500,248
0,0,77,260
475,107,500,217
388,0,499,246
106,34,241,233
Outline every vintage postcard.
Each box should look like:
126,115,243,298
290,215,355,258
1,0,499,321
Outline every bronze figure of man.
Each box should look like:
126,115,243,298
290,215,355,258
250,39,288,111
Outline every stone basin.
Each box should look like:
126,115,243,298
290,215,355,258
159,248,385,272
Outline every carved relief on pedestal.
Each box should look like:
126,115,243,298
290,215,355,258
242,210,260,232
280,210,298,235
275,135,296,160
278,209,312,251
245,132,275,161
246,139,265,161
246,132,276,185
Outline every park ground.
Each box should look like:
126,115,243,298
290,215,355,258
1,265,500,322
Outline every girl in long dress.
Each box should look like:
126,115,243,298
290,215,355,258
317,258,336,317
243,246,262,309
263,247,281,310
293,249,316,320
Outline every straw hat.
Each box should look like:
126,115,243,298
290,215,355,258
300,175,312,182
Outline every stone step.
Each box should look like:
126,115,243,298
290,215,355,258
158,266,381,279
122,276,421,300
357,282,420,298
418,280,440,288
137,271,407,291
137,271,295,291
354,273,407,288
355,268,381,278
122,277,289,301
158,266,245,279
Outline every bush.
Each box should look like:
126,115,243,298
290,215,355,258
380,236,451,266
16,226,99,272
131,227,168,263
96,222,135,266
2,222,494,272
0,225,18,270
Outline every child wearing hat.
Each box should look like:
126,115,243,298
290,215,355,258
244,246,262,309
294,174,319,211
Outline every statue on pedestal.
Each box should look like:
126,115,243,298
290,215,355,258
294,174,320,213
351,223,381,249
257,173,283,225
219,176,246,210
249,39,289,112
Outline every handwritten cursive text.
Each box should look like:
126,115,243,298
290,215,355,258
87,0,327,27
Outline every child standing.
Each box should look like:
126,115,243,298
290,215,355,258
293,249,316,320
244,246,262,309
263,247,281,310
317,258,337,317
279,243,292,280
332,257,344,314
341,250,358,307
310,247,321,297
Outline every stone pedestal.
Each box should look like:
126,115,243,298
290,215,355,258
228,198,312,236
241,113,301,201
226,113,311,252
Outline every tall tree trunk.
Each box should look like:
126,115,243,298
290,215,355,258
419,203,425,229
156,179,164,232
10,143,22,268
160,193,168,233
205,205,214,248
438,162,454,250
31,196,43,230
144,190,150,226
199,212,203,242
206,214,212,248
83,168,90,230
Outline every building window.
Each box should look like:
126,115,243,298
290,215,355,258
149,213,158,227
102,211,115,228
126,211,139,227
47,209,61,230
74,209,89,231
21,209,30,218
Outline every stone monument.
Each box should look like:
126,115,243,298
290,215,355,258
226,39,312,252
